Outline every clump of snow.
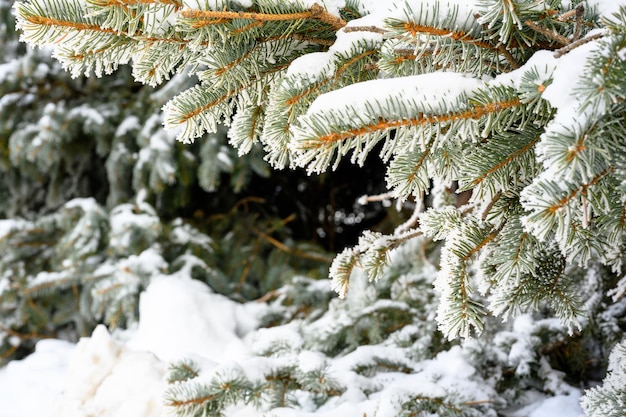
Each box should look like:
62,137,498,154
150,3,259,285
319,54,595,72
115,116,141,137
298,350,327,373
306,72,483,117
285,26,382,90
509,393,583,417
169,218,214,248
64,197,103,213
541,35,604,114
108,203,161,252
0,273,595,417
0,340,74,417
286,52,336,81
127,275,253,362
0,219,29,240
591,0,626,17
53,325,167,417
250,322,304,355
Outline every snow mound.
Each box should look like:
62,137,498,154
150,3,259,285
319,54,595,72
127,275,254,362
54,325,166,417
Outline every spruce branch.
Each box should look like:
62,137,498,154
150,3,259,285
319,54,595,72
0,324,55,342
545,167,613,214
16,1,188,43
400,21,497,51
522,167,615,248
386,143,432,198
179,3,346,31
165,61,288,142
301,97,521,147
19,13,116,34
572,3,585,42
401,394,493,417
470,135,539,188
168,360,201,383
458,128,542,204
262,41,379,167
330,228,423,299
284,49,377,107
22,274,78,296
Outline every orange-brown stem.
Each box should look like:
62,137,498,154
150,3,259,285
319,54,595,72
402,22,496,50
285,49,377,106
472,135,540,186
91,0,182,8
547,167,613,213
310,98,521,146
181,3,346,30
25,14,190,44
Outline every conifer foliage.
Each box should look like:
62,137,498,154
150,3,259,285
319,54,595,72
14,0,626,339
1,0,330,364
7,0,626,414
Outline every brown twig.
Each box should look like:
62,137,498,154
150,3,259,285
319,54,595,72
481,191,502,221
525,20,570,46
343,25,386,34
554,32,605,58
498,45,521,69
573,4,585,42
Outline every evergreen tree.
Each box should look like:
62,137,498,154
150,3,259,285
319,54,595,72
5,0,626,414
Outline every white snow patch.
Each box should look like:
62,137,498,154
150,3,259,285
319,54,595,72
541,37,603,114
0,340,74,417
286,52,335,80
509,392,584,417
390,0,482,31
53,325,167,417
116,116,141,137
64,197,102,213
528,394,584,417
127,275,250,362
298,350,327,372
590,0,626,17
307,72,483,117
0,219,29,240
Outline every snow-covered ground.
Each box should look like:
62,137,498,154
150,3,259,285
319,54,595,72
0,275,585,417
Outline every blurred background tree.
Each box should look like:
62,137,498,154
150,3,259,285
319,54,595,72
0,0,392,363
